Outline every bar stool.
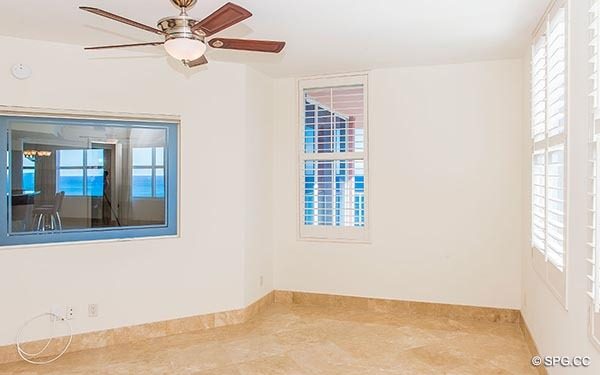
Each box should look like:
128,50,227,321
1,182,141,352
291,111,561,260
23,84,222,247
33,192,65,231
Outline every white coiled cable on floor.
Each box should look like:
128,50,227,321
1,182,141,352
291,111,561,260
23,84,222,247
16,312,72,365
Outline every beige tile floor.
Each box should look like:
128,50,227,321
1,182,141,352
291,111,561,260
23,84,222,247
0,304,537,374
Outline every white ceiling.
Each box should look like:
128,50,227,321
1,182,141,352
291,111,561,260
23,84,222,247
0,0,550,77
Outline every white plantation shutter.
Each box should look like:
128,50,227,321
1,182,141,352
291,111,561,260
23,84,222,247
299,75,368,241
588,0,600,344
532,35,547,253
532,36,547,144
531,4,568,271
547,8,567,138
532,151,546,250
546,145,565,268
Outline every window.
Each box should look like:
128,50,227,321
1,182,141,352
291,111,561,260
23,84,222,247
299,74,368,241
530,0,568,303
132,147,165,198
58,149,104,196
22,156,35,192
0,114,178,246
589,0,600,348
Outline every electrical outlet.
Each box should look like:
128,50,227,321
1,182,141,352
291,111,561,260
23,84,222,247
50,305,73,321
260,275,264,287
88,304,99,318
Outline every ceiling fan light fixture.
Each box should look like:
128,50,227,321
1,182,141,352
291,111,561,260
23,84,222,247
164,37,206,62
81,2,286,69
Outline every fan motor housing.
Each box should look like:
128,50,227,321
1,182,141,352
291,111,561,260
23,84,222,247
158,16,205,41
170,0,198,9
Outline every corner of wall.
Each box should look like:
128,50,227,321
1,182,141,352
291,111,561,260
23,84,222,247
242,66,277,305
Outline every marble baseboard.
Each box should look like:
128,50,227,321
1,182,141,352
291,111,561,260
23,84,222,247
519,313,548,375
0,291,275,366
0,290,522,366
274,290,520,323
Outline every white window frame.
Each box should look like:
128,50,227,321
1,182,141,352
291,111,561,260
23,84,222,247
588,0,600,351
297,74,370,242
530,0,569,307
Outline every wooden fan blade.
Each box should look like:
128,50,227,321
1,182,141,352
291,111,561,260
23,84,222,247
85,42,164,50
185,55,209,67
208,38,285,53
80,6,165,35
192,2,252,36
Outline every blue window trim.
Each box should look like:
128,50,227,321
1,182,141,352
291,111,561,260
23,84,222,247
0,115,178,247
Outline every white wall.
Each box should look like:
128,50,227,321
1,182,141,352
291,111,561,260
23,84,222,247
0,35,274,345
243,67,275,304
6,15,595,370
521,1,600,373
273,60,524,309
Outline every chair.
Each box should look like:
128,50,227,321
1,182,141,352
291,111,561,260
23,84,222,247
11,193,35,232
33,192,65,231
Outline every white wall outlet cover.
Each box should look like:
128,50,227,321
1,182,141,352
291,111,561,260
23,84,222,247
11,64,32,80
66,306,74,320
88,304,98,317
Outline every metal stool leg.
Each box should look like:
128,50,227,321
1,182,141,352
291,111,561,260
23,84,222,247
36,214,44,231
55,213,62,231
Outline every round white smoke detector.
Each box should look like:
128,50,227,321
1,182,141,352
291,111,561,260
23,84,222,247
11,64,32,80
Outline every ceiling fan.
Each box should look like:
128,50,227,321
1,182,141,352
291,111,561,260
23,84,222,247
80,0,286,67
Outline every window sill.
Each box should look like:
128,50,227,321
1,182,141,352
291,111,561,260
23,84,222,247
0,232,180,251
299,225,370,244
298,236,372,245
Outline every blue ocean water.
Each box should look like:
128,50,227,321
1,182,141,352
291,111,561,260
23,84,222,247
132,176,164,198
23,175,164,198
58,176,102,196
22,172,35,192
60,176,164,198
